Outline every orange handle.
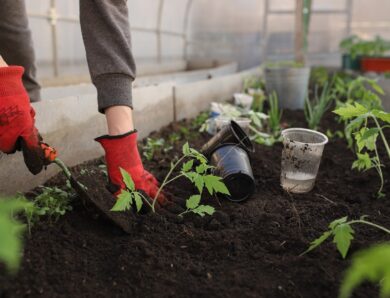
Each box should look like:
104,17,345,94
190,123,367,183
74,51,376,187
40,143,57,163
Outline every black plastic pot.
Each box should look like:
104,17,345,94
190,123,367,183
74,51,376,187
342,53,361,71
210,145,255,202
201,120,254,159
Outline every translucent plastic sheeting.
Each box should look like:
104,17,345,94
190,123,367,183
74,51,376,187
19,0,390,79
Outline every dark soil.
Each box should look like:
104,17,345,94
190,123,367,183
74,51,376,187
1,110,390,298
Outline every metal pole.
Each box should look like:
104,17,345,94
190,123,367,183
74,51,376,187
346,0,353,36
183,0,194,61
156,0,165,63
261,0,269,62
49,0,59,77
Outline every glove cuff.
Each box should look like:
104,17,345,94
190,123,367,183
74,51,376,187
95,130,137,142
0,66,26,98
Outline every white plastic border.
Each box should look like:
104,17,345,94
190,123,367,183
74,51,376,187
0,63,262,195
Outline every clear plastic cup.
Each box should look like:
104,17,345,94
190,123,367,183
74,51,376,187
280,128,328,193
214,116,251,134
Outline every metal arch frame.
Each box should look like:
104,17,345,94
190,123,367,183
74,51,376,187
261,0,356,61
27,0,196,77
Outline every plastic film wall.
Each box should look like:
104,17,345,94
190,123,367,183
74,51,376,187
23,0,390,79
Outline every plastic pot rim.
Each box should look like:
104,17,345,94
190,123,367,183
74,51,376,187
281,128,328,146
230,120,255,153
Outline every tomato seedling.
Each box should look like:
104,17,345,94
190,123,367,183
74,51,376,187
111,143,230,217
334,103,390,197
302,216,390,259
0,196,33,273
339,243,390,298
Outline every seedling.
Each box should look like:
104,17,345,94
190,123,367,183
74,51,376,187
268,92,283,136
339,243,390,298
178,195,215,217
310,66,329,88
302,216,390,259
334,76,384,111
191,111,209,130
0,196,32,273
304,81,335,130
24,186,75,233
253,92,283,146
334,103,390,197
112,143,229,216
111,168,152,212
326,129,344,140
143,137,172,161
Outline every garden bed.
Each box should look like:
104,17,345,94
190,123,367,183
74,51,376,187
1,110,389,298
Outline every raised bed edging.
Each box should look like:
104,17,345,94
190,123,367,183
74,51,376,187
0,64,261,195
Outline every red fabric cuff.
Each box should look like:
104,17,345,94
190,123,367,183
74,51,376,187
0,66,26,97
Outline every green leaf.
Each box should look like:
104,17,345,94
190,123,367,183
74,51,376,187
368,80,385,95
111,190,132,211
339,244,390,298
333,223,355,259
192,205,215,217
195,163,211,174
355,128,379,152
302,231,332,255
182,160,194,172
203,175,230,196
182,142,190,155
352,153,372,171
120,168,135,191
183,172,205,193
329,216,348,230
0,197,31,272
186,195,201,209
133,193,143,213
333,103,368,120
373,110,390,124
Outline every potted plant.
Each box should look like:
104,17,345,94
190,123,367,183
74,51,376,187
340,35,390,72
264,61,311,110
339,35,361,71
360,36,390,73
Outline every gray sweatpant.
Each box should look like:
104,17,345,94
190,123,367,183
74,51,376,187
0,0,136,112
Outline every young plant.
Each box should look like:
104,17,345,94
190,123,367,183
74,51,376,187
302,216,390,259
304,81,335,130
143,137,172,161
111,168,151,212
179,194,215,217
334,103,390,197
0,196,32,273
334,76,384,111
339,243,390,298
112,143,230,216
268,92,283,135
24,186,75,233
310,66,329,88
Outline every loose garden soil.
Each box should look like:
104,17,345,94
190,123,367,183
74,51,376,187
1,110,389,298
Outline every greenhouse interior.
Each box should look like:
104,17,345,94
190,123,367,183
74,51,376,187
0,0,390,297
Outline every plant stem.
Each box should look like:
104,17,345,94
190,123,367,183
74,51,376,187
373,145,384,197
372,115,390,158
152,155,186,211
249,125,270,138
178,209,190,217
348,220,390,234
53,158,72,180
139,193,154,209
164,173,185,185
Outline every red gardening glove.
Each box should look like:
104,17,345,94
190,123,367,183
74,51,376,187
0,66,52,174
96,131,166,205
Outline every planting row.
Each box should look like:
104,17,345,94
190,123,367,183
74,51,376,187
1,64,390,297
